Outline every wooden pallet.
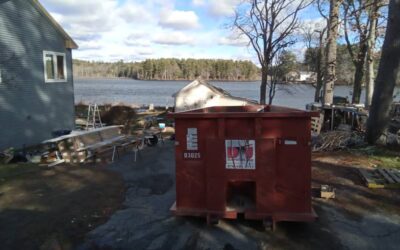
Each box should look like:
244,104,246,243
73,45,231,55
359,168,400,189
311,113,324,135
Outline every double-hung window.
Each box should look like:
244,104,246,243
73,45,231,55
43,51,67,83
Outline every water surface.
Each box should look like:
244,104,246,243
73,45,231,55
74,78,394,110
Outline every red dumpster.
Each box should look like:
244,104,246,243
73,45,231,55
170,105,318,227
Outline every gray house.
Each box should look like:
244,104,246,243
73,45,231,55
0,0,78,150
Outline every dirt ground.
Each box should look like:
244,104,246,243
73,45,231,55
0,164,125,250
78,142,400,250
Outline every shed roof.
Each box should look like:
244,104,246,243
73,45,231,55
31,0,78,49
172,79,231,97
173,79,258,104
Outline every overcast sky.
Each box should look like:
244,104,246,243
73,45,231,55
40,0,321,63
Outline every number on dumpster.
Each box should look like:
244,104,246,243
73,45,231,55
225,140,255,170
183,152,201,159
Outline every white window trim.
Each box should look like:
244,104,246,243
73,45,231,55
43,51,67,83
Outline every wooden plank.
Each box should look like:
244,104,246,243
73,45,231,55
387,169,400,183
48,159,65,167
378,169,396,184
368,183,386,189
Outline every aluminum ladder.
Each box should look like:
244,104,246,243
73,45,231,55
85,104,103,130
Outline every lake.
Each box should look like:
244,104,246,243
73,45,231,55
74,78,394,110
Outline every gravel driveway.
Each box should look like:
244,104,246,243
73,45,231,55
79,141,400,250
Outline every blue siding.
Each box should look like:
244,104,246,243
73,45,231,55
0,0,75,150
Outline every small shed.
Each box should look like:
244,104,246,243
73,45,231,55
173,80,257,113
286,71,317,83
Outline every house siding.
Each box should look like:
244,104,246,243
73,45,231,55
0,0,75,150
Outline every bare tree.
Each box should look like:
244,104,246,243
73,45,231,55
365,0,386,107
268,52,282,104
301,17,327,102
268,50,297,104
343,0,387,104
323,0,343,105
314,28,327,102
342,0,376,104
301,24,318,49
366,0,400,143
233,0,311,104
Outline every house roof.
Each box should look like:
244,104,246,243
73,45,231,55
30,0,78,49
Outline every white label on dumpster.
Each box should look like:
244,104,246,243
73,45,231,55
284,140,297,145
225,140,256,170
186,128,198,150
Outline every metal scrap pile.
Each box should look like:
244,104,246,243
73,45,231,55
313,131,365,152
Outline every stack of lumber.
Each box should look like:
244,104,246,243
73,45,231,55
43,126,132,164
58,138,88,164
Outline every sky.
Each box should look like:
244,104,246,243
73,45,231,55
40,0,322,63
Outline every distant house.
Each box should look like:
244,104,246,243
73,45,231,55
286,71,317,83
173,79,258,112
0,0,78,150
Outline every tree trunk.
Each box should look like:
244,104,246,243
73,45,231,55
351,43,368,104
268,79,276,105
366,0,400,144
260,66,268,104
314,73,323,102
365,0,379,108
322,0,342,105
314,33,325,102
268,85,274,105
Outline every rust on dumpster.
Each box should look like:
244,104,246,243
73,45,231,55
169,105,319,227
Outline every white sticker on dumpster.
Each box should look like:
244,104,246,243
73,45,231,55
186,128,198,150
225,140,255,170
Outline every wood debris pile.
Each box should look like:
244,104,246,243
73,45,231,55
313,131,365,152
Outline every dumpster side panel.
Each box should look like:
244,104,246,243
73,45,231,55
260,118,310,138
275,142,310,212
265,118,312,214
206,138,226,212
225,118,255,138
255,138,276,213
175,118,222,210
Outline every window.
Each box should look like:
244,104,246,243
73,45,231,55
43,51,67,82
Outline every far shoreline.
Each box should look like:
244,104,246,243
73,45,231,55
73,77,341,86
74,77,262,83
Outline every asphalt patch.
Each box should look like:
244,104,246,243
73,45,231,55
131,174,173,196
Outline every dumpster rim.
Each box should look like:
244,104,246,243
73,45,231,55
169,105,319,119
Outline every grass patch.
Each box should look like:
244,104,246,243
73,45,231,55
350,146,400,169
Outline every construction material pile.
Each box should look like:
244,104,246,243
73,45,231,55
313,131,365,152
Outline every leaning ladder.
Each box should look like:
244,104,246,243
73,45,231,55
85,104,103,130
